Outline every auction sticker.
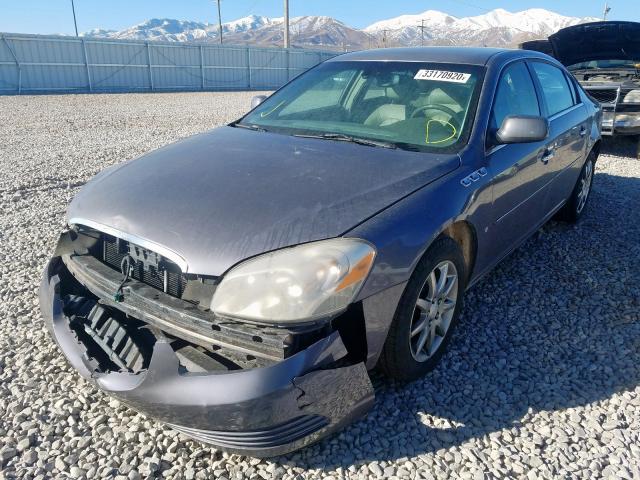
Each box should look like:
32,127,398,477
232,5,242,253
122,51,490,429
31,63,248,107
414,69,471,83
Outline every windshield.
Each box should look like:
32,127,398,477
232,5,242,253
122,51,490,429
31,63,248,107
238,61,484,152
569,59,640,70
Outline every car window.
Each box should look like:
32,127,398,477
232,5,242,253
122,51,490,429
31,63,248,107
279,70,356,115
240,61,484,153
530,62,575,117
564,72,578,104
490,62,540,132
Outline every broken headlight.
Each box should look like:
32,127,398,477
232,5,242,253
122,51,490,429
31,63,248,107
211,238,375,324
622,89,640,103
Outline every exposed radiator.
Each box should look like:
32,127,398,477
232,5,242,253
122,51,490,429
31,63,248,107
101,234,187,298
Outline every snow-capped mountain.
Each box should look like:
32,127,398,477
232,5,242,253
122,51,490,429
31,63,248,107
238,16,370,48
222,15,274,34
81,8,599,50
81,16,274,43
366,10,458,32
82,28,117,37
100,19,211,42
82,14,368,50
364,8,599,48
453,8,589,33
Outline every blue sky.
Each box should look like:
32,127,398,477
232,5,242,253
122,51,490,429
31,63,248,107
0,0,636,35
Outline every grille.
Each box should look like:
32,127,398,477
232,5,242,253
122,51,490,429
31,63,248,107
168,415,328,449
101,235,187,298
586,88,618,104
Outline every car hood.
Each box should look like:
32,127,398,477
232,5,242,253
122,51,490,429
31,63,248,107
68,126,460,276
547,21,640,67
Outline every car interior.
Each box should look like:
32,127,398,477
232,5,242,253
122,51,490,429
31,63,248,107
356,72,467,126
342,70,474,145
251,67,478,148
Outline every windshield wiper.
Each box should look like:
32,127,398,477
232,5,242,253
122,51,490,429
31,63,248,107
231,122,268,132
293,132,397,149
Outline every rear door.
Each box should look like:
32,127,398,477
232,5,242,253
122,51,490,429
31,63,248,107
528,60,588,212
485,60,553,261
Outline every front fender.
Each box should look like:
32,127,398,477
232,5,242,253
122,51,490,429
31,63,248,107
345,163,490,367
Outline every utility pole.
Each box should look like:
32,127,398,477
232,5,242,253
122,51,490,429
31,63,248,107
70,0,79,36
417,19,426,46
216,0,223,44
284,0,290,48
603,2,611,21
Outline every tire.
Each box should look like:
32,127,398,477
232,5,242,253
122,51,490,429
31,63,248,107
378,236,466,382
556,150,596,223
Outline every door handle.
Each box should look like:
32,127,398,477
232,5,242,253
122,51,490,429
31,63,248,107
541,146,555,164
579,126,588,137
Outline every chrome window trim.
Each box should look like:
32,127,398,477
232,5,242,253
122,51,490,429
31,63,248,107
487,144,506,155
548,103,583,122
68,217,189,273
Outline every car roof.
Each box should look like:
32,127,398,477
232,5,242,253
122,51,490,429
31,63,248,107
327,46,550,67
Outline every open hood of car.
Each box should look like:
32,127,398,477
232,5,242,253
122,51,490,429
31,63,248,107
67,126,460,276
546,21,640,67
519,39,554,57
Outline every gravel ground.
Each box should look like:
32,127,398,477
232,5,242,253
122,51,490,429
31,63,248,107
1,92,639,480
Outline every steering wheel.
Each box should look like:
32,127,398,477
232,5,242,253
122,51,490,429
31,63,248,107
410,104,461,145
410,103,460,121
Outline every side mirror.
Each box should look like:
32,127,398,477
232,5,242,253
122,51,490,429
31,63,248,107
251,95,267,109
495,115,549,144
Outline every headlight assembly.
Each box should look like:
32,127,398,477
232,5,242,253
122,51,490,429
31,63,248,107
622,89,640,103
211,238,376,324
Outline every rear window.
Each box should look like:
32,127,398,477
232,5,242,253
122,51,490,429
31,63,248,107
530,62,575,117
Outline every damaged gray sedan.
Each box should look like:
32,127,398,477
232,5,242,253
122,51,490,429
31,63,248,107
40,47,601,456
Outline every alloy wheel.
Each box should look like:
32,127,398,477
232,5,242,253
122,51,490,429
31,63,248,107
409,260,458,362
576,159,593,214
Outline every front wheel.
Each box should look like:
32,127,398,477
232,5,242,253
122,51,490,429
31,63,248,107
557,151,595,223
378,236,466,382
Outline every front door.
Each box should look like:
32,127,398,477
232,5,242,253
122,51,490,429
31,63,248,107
485,60,554,261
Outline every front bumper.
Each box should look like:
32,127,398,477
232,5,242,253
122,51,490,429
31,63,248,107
601,111,640,136
39,257,374,457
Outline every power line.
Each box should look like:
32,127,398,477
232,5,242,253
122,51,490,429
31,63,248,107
446,0,492,13
417,19,426,46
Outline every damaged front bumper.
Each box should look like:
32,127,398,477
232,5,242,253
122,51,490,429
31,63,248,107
39,256,374,457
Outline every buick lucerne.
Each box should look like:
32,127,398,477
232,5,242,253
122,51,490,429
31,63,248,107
40,47,601,456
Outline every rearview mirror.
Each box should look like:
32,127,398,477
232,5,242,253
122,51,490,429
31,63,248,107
495,115,549,144
251,95,267,109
